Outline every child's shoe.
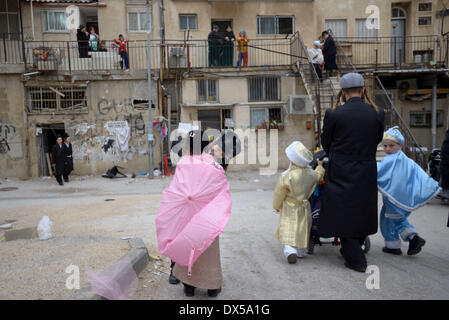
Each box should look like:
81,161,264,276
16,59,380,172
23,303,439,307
407,235,426,255
382,247,402,255
169,271,180,284
287,254,297,264
183,283,195,297
207,288,222,297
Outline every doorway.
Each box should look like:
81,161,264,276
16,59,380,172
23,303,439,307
391,7,406,64
36,123,65,176
198,109,221,131
211,20,232,36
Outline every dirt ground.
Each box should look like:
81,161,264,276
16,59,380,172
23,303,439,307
1,172,448,300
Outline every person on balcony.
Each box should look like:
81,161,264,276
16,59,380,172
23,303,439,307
222,25,235,67
114,34,129,71
319,73,385,273
236,30,250,67
76,25,90,58
308,41,324,82
208,25,224,67
321,31,337,78
89,26,98,52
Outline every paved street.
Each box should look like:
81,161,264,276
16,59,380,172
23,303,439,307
0,172,448,300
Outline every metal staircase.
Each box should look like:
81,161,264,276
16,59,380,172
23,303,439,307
327,29,427,167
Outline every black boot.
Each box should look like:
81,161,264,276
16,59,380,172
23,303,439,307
183,283,195,297
344,261,367,273
207,288,222,297
169,270,180,285
407,235,426,255
382,247,402,255
287,254,297,264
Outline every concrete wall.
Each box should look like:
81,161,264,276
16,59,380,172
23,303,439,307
392,89,449,150
0,75,28,179
179,74,315,170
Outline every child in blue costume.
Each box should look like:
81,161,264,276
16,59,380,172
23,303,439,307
378,127,441,255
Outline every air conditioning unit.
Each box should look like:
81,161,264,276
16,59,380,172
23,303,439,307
287,95,314,115
396,79,417,93
169,47,186,68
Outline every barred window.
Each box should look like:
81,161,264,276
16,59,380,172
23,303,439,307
27,87,87,113
179,14,197,30
409,111,443,127
250,107,282,127
197,79,218,103
248,77,280,101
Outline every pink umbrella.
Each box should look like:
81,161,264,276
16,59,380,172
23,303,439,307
156,153,232,276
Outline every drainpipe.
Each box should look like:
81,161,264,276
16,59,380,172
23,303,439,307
147,0,154,178
30,0,35,40
432,75,438,150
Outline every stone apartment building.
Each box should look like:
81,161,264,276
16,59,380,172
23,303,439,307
1,0,449,178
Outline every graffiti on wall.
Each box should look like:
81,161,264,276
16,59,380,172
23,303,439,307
0,119,23,158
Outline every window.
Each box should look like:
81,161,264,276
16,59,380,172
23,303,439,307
250,107,283,127
248,77,280,101
197,79,218,103
43,11,68,32
418,2,432,12
128,11,149,32
27,87,87,113
355,19,378,39
257,16,294,35
222,109,234,129
418,16,432,26
179,14,197,30
392,8,406,19
324,19,347,38
410,111,444,127
0,0,20,39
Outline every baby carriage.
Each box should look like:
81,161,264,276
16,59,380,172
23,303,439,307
307,150,371,254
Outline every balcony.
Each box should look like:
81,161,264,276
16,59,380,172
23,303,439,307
335,35,449,71
11,38,292,74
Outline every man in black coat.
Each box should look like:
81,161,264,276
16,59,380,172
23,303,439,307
319,73,385,272
77,25,90,58
52,135,66,186
321,31,338,77
63,133,73,183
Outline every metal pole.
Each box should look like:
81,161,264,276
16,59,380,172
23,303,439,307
432,75,437,150
147,0,154,178
30,0,35,40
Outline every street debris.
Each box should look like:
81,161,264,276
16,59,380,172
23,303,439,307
120,236,132,240
149,254,161,261
4,227,38,241
37,216,52,240
0,223,13,229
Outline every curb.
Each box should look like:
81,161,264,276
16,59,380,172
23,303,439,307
73,237,150,300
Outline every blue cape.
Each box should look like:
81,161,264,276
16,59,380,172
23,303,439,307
377,151,441,211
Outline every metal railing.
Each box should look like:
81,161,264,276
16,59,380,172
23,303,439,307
0,33,24,64
290,31,338,142
18,38,292,72
334,34,448,70
327,29,427,167
24,40,159,72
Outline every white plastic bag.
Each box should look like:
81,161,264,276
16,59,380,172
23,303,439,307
37,216,52,240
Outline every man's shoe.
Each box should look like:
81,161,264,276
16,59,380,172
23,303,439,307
207,288,222,297
169,272,180,285
287,253,297,264
64,179,69,183
183,284,195,297
382,247,402,255
58,182,64,186
407,235,426,255
344,262,367,273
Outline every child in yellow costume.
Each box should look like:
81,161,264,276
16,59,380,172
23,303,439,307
236,30,250,67
273,141,325,264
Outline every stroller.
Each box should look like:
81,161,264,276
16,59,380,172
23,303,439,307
307,150,371,254
427,148,441,183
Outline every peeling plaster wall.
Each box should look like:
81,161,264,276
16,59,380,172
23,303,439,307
0,75,28,179
21,79,162,177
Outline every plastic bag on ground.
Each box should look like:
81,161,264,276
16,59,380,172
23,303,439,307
37,216,52,240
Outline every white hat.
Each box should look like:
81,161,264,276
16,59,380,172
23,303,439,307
313,41,321,47
285,141,313,168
